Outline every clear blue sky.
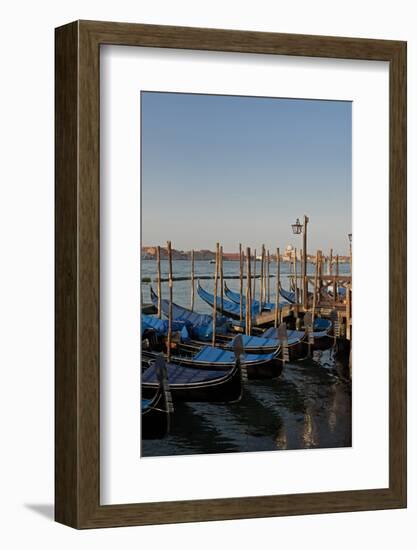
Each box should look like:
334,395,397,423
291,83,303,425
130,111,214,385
141,92,352,255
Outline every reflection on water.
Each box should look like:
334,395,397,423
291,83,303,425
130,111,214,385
142,349,352,457
141,260,352,458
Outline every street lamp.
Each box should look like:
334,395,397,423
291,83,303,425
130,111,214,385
291,218,303,235
291,215,309,308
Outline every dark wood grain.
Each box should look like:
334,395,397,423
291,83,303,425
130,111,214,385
55,21,79,527
55,20,407,529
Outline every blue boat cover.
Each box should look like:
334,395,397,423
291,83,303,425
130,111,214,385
197,283,259,318
328,285,347,297
262,318,331,340
224,284,287,311
142,362,232,385
141,398,153,410
150,288,230,340
224,334,279,350
279,287,296,304
313,318,332,332
141,314,190,341
192,345,275,364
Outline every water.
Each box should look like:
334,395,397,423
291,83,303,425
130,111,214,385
141,259,352,457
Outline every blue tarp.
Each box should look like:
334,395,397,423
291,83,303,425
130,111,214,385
224,284,287,311
224,334,279,350
141,398,153,410
262,318,331,340
279,287,296,304
150,287,231,341
192,345,275,364
197,282,259,319
141,315,191,342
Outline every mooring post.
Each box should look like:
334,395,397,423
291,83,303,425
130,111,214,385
220,245,224,314
239,243,243,322
157,245,162,318
260,245,265,308
212,242,219,346
190,249,195,311
253,248,257,306
346,282,351,340
312,250,319,323
275,247,280,328
167,241,173,362
294,248,298,312
267,250,271,303
245,247,252,335
335,254,339,302
302,215,309,310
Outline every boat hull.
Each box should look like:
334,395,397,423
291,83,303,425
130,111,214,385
141,388,170,439
142,360,243,403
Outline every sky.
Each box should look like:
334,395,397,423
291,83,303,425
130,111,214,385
141,92,352,255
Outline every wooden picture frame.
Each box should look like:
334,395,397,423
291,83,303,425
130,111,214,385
55,20,407,528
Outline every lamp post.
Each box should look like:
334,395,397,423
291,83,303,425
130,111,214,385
292,215,309,309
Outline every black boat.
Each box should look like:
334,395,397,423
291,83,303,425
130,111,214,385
224,281,287,311
142,336,282,380
196,280,258,320
142,337,246,403
141,356,173,439
144,308,303,355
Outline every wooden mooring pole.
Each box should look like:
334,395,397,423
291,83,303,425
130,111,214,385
293,248,298,310
253,248,257,305
239,243,243,322
260,245,265,308
267,250,270,303
156,245,162,318
246,247,252,335
220,245,224,314
335,254,339,301
167,241,173,362
312,250,319,323
275,247,280,328
212,243,219,346
346,283,352,340
190,249,195,311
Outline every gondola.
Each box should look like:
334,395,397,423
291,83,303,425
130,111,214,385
223,281,287,312
197,280,259,320
142,336,283,380
142,310,304,354
141,356,172,439
262,317,333,352
142,339,245,403
278,284,297,304
262,317,332,339
278,282,314,304
150,286,231,340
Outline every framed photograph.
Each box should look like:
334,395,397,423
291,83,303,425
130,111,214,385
55,20,406,528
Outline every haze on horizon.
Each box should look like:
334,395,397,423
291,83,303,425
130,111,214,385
141,92,352,256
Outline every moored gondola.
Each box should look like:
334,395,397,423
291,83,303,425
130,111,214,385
142,337,283,380
224,281,287,311
141,356,173,439
143,308,304,355
142,336,246,403
263,316,333,353
196,280,257,320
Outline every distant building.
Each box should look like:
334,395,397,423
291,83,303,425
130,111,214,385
223,252,241,261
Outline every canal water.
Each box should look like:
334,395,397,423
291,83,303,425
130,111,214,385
141,259,352,457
